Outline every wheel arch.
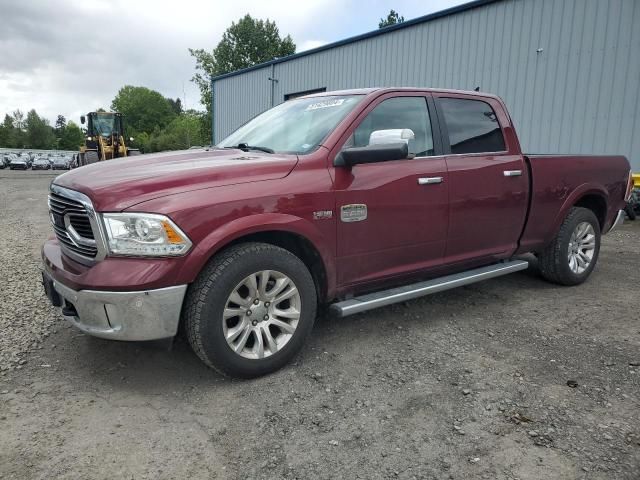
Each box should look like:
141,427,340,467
573,193,607,230
551,185,608,239
224,230,329,304
181,214,335,303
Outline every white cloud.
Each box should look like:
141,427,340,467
0,0,463,124
0,0,342,123
298,40,327,52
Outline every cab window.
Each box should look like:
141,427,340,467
349,97,434,157
439,98,506,154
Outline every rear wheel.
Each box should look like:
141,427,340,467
184,243,317,378
538,207,601,286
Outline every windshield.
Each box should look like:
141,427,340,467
217,95,363,154
92,114,118,137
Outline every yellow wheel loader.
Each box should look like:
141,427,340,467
77,112,140,166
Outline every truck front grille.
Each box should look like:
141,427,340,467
48,190,98,259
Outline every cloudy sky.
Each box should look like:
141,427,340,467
0,0,463,124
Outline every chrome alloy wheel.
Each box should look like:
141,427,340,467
222,270,301,359
567,222,596,274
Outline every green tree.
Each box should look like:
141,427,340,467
0,114,16,147
111,85,177,134
12,109,25,130
10,110,26,147
59,121,84,150
134,131,152,153
25,109,56,149
189,14,296,128
135,111,208,153
379,9,405,28
168,98,183,115
55,115,67,136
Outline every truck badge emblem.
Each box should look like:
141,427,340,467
313,210,333,220
340,204,368,222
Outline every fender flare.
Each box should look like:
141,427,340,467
549,183,608,240
177,213,336,297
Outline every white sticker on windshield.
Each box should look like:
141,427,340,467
305,99,345,111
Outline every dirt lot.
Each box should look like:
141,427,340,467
1,171,639,480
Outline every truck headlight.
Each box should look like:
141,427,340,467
102,213,192,256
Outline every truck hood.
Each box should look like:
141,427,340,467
53,149,298,211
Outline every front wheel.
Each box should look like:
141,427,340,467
538,207,601,286
184,243,317,378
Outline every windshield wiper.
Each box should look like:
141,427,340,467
226,143,274,154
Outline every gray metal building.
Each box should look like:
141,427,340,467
211,0,640,171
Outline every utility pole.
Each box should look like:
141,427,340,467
268,63,278,107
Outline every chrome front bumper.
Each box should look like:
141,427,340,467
607,209,625,234
47,275,187,341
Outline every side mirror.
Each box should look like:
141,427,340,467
80,115,85,125
336,142,409,167
334,128,415,167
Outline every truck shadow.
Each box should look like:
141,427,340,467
54,264,552,392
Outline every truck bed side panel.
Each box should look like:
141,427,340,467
517,154,630,254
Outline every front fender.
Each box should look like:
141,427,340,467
176,213,337,297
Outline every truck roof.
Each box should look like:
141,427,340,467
301,87,501,101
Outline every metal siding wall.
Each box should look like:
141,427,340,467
213,66,272,141
213,0,640,172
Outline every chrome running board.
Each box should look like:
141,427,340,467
330,260,529,317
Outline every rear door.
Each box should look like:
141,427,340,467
433,93,528,263
331,93,449,286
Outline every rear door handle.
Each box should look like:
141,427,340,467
503,170,522,177
418,176,444,185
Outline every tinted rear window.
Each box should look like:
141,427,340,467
439,98,506,154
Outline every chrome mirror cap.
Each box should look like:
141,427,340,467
369,128,416,157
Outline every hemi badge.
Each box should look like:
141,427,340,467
313,210,333,220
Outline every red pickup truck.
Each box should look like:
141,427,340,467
42,88,633,377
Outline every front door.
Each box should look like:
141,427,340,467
332,93,449,287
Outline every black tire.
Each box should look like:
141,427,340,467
184,242,317,378
625,203,636,221
85,151,99,164
538,207,601,286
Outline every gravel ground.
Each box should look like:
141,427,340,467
1,171,639,480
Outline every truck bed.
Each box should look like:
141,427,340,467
517,154,630,253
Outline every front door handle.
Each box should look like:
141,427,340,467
418,176,444,185
503,170,522,177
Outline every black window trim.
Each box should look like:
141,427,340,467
433,96,509,156
425,95,444,156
